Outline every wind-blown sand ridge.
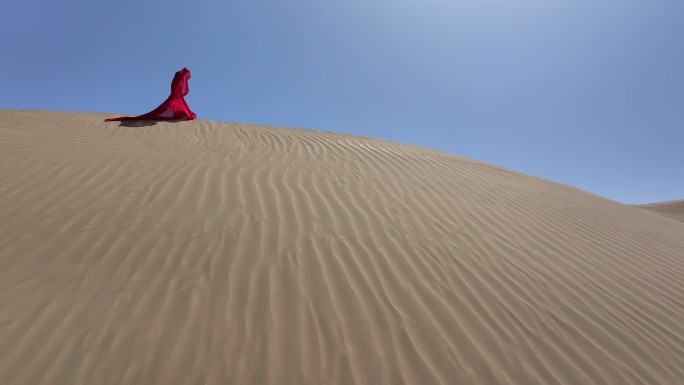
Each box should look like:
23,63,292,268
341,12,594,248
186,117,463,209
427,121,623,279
1,109,683,385
634,199,684,222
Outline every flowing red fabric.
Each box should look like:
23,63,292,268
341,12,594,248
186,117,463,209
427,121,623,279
105,67,197,121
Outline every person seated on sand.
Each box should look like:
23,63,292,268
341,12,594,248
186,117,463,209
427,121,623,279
105,67,196,122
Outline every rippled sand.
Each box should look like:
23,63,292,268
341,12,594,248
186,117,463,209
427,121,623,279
1,109,683,385
634,199,684,222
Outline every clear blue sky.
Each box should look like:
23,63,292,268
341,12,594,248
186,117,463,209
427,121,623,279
2,0,682,204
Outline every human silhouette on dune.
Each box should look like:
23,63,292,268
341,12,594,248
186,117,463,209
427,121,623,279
105,67,196,122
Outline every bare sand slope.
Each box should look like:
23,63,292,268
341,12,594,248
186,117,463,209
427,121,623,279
1,109,683,385
634,199,684,222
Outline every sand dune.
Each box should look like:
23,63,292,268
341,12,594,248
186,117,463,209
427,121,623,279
634,199,684,222
1,109,683,385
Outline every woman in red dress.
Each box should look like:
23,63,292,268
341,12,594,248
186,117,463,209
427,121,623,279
105,67,196,121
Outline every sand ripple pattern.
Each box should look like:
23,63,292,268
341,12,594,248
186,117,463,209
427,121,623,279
1,110,684,385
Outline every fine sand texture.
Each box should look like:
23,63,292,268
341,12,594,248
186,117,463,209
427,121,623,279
1,109,684,385
634,199,684,223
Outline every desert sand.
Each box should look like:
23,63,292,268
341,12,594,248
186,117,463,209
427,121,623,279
1,109,683,385
634,199,684,223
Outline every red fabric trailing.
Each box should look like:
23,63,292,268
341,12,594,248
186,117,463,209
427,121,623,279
105,67,197,122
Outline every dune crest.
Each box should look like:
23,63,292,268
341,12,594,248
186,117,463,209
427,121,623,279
1,109,683,385
634,199,684,222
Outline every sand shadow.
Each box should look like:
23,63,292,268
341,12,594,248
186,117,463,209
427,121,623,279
118,119,186,127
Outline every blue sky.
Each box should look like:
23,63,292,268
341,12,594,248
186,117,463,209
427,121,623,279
2,0,682,204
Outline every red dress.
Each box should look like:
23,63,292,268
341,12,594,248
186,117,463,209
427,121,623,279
105,68,197,121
